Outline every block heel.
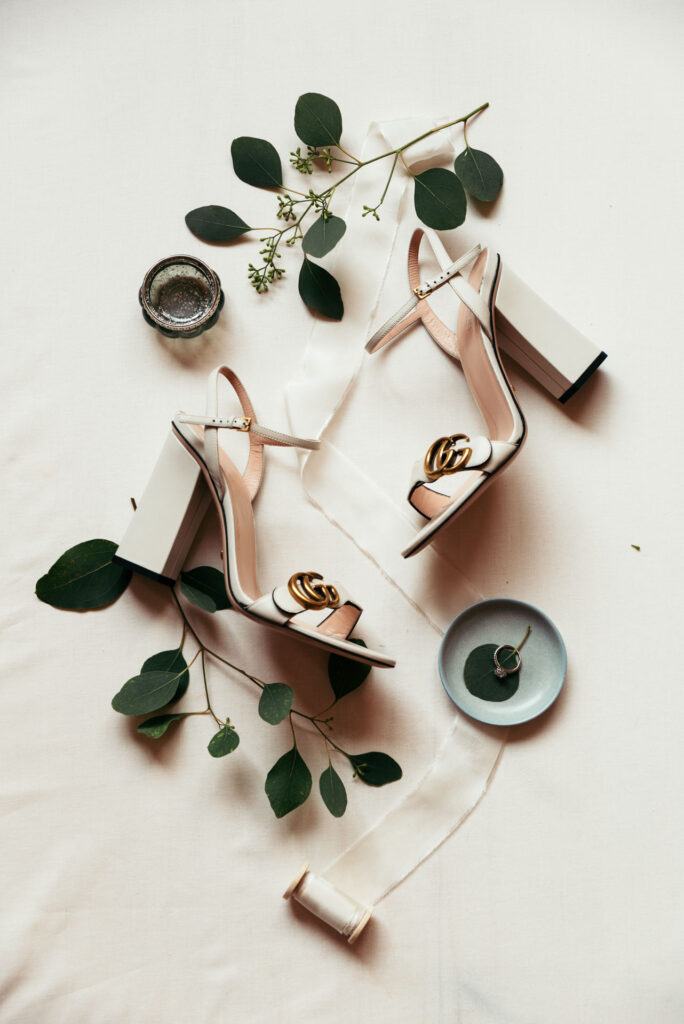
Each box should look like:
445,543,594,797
113,431,211,585
494,265,607,403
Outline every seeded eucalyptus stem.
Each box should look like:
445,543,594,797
240,101,488,292
185,94,504,318
170,587,352,758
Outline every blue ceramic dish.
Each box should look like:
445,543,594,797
438,598,567,726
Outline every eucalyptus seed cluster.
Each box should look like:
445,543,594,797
247,235,285,293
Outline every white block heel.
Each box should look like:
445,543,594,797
113,431,211,585
494,266,607,403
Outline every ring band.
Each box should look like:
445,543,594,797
493,644,522,678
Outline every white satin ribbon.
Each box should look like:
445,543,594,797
284,117,506,912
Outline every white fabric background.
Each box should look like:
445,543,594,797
2,1,683,1021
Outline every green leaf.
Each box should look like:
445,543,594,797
294,92,343,147
327,639,370,701
185,205,251,243
265,746,312,818
413,168,467,230
453,148,503,202
298,259,343,320
302,214,346,258
319,763,347,817
36,539,131,611
208,725,240,757
141,648,189,702
180,566,229,613
463,643,520,702
112,670,185,716
137,713,188,738
231,137,282,189
258,683,294,725
348,751,402,787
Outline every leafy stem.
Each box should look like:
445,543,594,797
186,95,500,319
36,537,403,818
171,586,342,748
200,650,222,727
512,625,532,655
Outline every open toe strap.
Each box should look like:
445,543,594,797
174,365,320,502
248,573,362,642
365,228,496,358
408,433,518,518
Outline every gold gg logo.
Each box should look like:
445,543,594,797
423,433,472,481
287,572,341,611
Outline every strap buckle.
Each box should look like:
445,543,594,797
413,283,430,299
235,416,251,431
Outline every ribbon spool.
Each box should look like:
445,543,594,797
283,863,373,945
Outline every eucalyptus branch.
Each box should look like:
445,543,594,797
185,94,502,319
172,586,341,743
36,537,404,818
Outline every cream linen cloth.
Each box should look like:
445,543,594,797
3,2,684,1022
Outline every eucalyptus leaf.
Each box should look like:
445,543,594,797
265,746,312,818
463,643,520,702
453,148,503,202
302,214,346,258
112,670,185,716
231,137,283,189
36,539,131,611
298,259,343,320
294,92,343,147
258,683,294,725
180,566,229,613
141,648,189,702
185,205,251,243
348,751,402,787
413,168,466,230
137,713,188,739
319,763,347,817
327,640,370,701
208,725,240,757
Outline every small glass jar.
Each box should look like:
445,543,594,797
139,255,224,338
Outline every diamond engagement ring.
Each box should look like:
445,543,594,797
493,644,522,678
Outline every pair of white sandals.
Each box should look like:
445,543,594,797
115,230,525,669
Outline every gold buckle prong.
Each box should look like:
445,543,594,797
413,285,428,299
237,417,251,431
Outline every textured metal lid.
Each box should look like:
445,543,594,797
139,254,224,338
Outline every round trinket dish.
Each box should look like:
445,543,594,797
438,598,566,726
139,255,224,338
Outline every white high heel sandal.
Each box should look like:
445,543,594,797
114,366,395,668
366,229,526,558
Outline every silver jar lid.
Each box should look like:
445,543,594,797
139,254,224,338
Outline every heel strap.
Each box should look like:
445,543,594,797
177,366,319,501
365,230,492,359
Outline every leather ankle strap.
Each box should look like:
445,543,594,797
179,366,319,501
365,230,490,360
